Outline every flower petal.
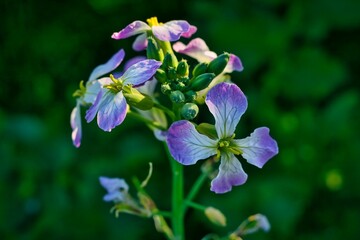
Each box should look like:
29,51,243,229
173,38,217,62
166,120,217,165
111,21,151,39
206,82,248,138
223,54,244,73
88,49,125,81
85,89,104,123
233,127,278,168
152,20,190,41
103,191,125,202
132,33,148,51
210,152,248,194
83,80,101,104
181,25,197,38
122,59,162,86
97,90,128,132
99,176,129,192
70,103,82,148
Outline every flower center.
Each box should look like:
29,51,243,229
217,135,242,156
147,17,160,27
104,74,124,93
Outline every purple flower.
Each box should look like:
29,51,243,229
99,176,129,202
85,59,162,132
166,82,278,193
70,49,125,147
112,17,197,51
173,38,243,73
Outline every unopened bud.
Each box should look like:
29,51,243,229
184,90,197,102
167,67,177,80
207,53,230,75
162,52,178,69
122,86,154,110
161,83,171,94
192,62,208,78
146,37,164,61
170,90,185,103
155,69,167,83
181,103,199,120
177,60,189,77
189,73,215,91
205,207,227,227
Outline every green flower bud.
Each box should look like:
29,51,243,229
192,62,208,78
184,90,197,102
161,83,171,94
205,207,227,227
207,52,230,75
189,73,215,91
162,52,178,69
167,67,177,80
155,69,167,83
146,37,164,61
181,103,199,120
170,90,185,103
122,86,154,110
177,60,189,77
175,82,186,91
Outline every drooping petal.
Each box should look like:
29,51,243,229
122,59,162,86
85,89,104,123
233,127,278,168
99,176,129,192
83,80,101,104
173,38,217,62
88,49,125,81
206,82,248,138
152,20,190,41
166,120,218,165
111,21,151,39
70,103,82,148
132,33,148,51
97,90,128,132
210,152,248,194
181,25,197,38
223,54,244,73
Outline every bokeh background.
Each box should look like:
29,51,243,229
1,0,360,239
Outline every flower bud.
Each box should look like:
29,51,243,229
205,207,227,227
122,86,154,110
146,37,164,61
162,52,178,69
207,53,230,75
170,90,185,103
181,103,199,120
184,90,197,102
177,60,189,77
161,83,171,94
167,67,177,80
189,73,215,91
192,62,208,78
155,69,167,83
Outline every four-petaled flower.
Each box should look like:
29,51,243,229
166,82,278,194
70,49,125,147
112,17,197,51
99,176,129,202
85,59,162,132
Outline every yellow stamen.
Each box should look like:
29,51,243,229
147,17,159,27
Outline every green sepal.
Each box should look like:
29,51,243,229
189,73,215,91
122,86,154,110
196,123,218,139
207,52,230,75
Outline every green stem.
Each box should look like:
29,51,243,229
154,102,176,121
185,171,208,205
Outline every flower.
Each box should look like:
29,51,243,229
173,38,243,73
166,82,278,193
99,176,129,202
85,59,162,132
112,17,197,51
70,49,125,147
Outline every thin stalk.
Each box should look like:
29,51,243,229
184,171,208,213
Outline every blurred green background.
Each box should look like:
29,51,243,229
1,0,360,239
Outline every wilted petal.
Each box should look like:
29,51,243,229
173,38,217,62
152,20,190,41
166,120,217,165
97,90,128,132
224,54,244,73
132,33,148,51
88,49,125,81
233,127,278,168
122,60,162,86
181,25,197,38
111,21,151,39
99,176,129,192
210,152,248,194
70,103,82,148
206,82,248,138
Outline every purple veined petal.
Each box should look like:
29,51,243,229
88,49,125,81
132,33,148,51
124,56,147,72
83,80,101,104
111,21,151,40
70,103,82,148
210,152,248,194
122,59,162,86
154,129,167,141
152,20,190,41
85,89,104,123
166,120,218,165
223,54,244,73
99,176,129,192
181,25,197,38
206,82,248,138
97,90,128,132
233,127,278,168
173,38,217,62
